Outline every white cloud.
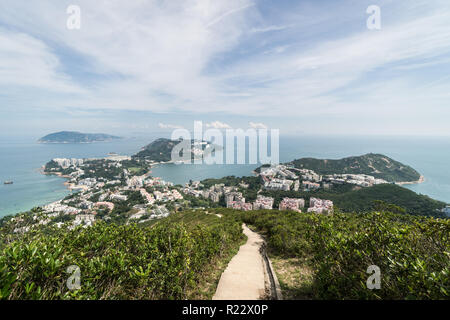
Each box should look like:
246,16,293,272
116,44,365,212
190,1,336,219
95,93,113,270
1,0,450,134
0,0,255,112
0,28,83,93
205,121,232,129
215,4,450,119
263,45,289,55
205,2,255,28
250,25,290,33
249,122,268,129
158,123,184,130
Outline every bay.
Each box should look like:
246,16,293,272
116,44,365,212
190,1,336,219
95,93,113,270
1,134,449,218
152,135,450,204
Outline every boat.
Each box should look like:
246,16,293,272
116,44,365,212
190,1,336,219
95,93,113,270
4,180,13,185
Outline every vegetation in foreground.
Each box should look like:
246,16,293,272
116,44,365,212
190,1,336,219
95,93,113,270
222,209,449,300
0,212,243,300
0,207,448,300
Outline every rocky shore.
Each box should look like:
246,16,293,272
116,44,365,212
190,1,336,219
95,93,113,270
395,175,425,185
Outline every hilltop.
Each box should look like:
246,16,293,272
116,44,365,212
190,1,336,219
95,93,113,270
133,138,217,162
289,153,421,183
38,131,121,144
133,138,181,162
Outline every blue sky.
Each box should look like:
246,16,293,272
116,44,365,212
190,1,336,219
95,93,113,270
0,0,449,137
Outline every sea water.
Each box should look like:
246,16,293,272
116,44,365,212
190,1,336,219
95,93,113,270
0,136,153,217
1,134,449,217
151,135,450,204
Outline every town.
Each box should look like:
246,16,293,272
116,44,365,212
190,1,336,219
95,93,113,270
12,158,401,232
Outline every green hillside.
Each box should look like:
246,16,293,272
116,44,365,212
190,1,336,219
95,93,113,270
329,184,445,215
290,153,421,182
134,138,218,162
232,209,449,300
134,138,181,162
0,211,243,300
261,183,446,217
1,209,448,300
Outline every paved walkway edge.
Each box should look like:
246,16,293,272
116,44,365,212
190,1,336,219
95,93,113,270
260,243,283,300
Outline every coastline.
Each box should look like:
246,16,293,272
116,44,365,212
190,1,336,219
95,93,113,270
37,140,120,144
395,175,425,186
40,166,87,192
0,168,72,218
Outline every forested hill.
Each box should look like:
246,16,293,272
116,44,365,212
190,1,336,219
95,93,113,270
38,131,121,144
261,183,446,217
134,138,181,162
290,153,421,183
134,138,216,162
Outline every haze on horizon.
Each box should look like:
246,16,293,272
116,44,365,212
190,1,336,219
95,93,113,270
0,0,449,137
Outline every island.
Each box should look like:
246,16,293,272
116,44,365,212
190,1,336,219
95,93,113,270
38,131,121,144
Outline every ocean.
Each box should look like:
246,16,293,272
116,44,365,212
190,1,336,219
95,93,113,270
1,134,449,218
0,135,155,217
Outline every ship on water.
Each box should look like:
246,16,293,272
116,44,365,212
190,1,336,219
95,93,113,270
4,180,13,185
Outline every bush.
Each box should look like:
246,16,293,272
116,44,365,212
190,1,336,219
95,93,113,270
237,210,449,299
0,219,243,300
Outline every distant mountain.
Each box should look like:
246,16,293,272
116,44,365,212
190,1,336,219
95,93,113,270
289,153,421,183
134,138,218,162
38,131,121,144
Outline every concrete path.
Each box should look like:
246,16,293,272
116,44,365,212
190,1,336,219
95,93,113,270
213,224,268,300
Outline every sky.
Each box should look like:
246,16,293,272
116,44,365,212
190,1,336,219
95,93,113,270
0,0,449,138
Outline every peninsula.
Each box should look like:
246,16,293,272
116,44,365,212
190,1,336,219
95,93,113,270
281,153,422,183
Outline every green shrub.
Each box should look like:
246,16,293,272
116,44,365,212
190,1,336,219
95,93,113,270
0,219,242,300
237,210,449,300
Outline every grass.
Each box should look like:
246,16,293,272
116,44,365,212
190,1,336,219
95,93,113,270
128,167,145,175
270,256,315,300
